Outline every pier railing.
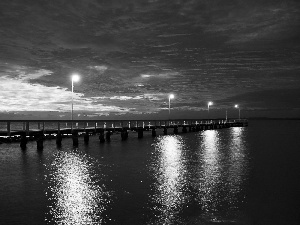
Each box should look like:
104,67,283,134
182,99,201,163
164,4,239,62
0,119,248,136
0,119,248,148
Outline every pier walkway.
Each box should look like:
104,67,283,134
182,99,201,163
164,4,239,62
0,119,248,149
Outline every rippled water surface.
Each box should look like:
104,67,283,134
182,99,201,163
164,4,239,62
1,120,300,224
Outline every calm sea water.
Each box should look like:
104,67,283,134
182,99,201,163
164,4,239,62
0,120,299,225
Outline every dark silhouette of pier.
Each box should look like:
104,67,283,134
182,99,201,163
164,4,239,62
0,119,248,149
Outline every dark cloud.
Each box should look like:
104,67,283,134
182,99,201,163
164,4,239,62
0,0,299,117
222,88,300,110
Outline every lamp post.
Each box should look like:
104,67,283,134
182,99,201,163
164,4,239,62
168,94,174,119
71,74,80,125
208,101,213,119
235,104,240,120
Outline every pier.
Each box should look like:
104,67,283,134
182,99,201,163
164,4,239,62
0,119,248,149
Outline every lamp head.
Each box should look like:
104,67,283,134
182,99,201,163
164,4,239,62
235,104,239,108
72,74,80,82
208,101,213,106
169,94,174,99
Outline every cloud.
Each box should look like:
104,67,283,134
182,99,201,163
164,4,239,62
87,65,108,72
0,0,299,117
0,72,131,113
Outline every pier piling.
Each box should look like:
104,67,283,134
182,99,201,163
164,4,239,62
84,132,89,144
99,130,105,143
36,133,44,151
56,133,62,146
20,133,27,150
173,127,178,134
105,131,110,142
72,131,79,147
138,128,143,138
152,129,156,137
121,129,128,140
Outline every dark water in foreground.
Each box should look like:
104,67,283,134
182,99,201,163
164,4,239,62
0,120,299,225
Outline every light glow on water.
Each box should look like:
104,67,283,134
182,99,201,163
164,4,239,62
151,135,187,224
227,127,248,204
200,130,221,212
194,128,248,222
45,150,108,224
149,129,250,223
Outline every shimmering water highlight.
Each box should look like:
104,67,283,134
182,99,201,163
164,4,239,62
1,120,300,225
45,149,110,224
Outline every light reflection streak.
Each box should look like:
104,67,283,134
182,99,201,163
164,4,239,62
227,127,248,207
199,130,221,212
195,128,248,222
151,135,187,224
45,150,108,224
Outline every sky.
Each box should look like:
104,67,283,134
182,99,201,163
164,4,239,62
0,0,300,119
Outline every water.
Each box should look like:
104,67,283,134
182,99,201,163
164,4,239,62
0,120,299,225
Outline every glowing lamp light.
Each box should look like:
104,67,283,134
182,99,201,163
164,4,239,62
235,104,241,119
72,74,80,82
71,74,80,126
168,94,175,119
207,101,213,119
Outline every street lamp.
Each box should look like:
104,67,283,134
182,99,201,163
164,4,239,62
169,94,174,119
208,101,213,113
71,74,80,123
207,101,213,120
235,104,240,120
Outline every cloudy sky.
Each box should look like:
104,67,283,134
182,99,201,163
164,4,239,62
0,0,299,119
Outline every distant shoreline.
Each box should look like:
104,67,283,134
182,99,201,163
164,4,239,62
247,117,300,120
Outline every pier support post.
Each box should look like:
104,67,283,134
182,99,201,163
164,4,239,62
36,133,44,151
42,122,45,135
84,132,89,144
26,122,30,136
56,133,62,147
105,130,111,142
7,122,11,137
121,129,128,140
20,133,27,150
138,128,143,138
182,126,187,133
72,131,79,147
152,129,156,137
173,127,178,134
163,127,168,135
99,129,105,143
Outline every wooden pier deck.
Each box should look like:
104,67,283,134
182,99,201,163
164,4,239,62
0,119,248,139
0,119,248,144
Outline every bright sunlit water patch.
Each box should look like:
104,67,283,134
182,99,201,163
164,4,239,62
150,135,188,224
44,149,110,224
